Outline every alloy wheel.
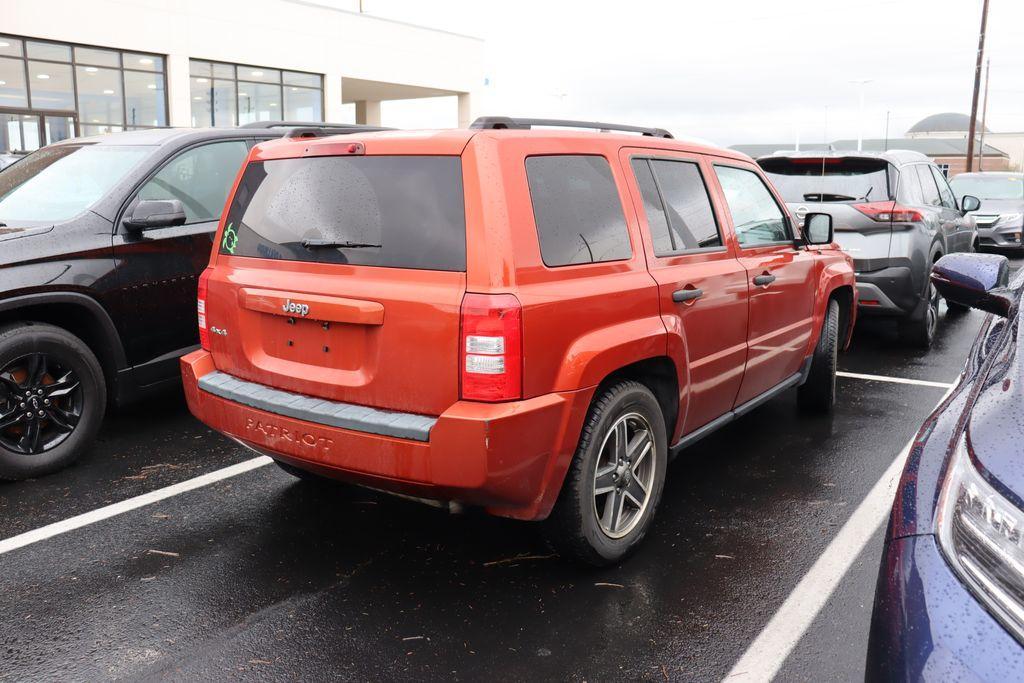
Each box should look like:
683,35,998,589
592,412,657,539
0,353,83,455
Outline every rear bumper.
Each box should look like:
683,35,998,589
181,350,592,521
855,266,917,316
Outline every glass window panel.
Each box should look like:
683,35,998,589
124,71,166,127
76,65,124,125
0,113,40,152
284,86,322,121
138,141,249,224
526,155,632,266
44,115,76,145
190,77,236,127
190,59,212,77
237,82,281,124
28,61,74,110
713,165,789,247
27,41,71,62
212,63,234,79
649,159,721,253
237,65,279,83
80,124,123,137
74,46,119,67
124,53,163,72
0,56,29,108
0,36,23,58
283,71,320,88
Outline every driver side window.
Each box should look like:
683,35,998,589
137,140,248,225
714,165,789,247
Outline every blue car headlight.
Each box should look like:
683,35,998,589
938,431,1024,642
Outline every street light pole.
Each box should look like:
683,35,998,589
966,0,990,172
850,79,873,151
977,58,991,171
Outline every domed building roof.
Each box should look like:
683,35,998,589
907,112,988,136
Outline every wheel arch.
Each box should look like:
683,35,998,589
0,293,128,390
593,356,680,445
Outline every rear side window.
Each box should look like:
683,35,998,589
632,158,721,255
714,165,789,247
897,165,925,205
930,165,957,209
914,164,942,207
221,155,466,271
526,155,631,267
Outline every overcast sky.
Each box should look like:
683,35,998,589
351,0,1024,148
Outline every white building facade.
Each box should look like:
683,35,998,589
0,0,483,151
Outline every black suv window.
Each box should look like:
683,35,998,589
222,155,466,271
138,141,248,224
714,165,789,247
526,155,631,267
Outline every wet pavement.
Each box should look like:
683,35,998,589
2,256,1021,681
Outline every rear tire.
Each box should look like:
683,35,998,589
542,381,667,566
0,323,106,480
798,298,839,414
897,277,939,349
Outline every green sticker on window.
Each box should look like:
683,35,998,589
221,222,238,254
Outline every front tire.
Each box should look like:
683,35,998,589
0,323,106,480
798,298,839,414
543,381,667,566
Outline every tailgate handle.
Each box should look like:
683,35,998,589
672,287,703,303
239,288,384,325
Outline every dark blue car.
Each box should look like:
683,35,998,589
867,252,1024,679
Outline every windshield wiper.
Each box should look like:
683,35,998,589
301,239,381,249
858,187,874,202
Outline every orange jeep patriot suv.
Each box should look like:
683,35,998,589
182,117,856,565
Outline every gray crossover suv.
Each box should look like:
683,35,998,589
949,172,1024,250
758,150,979,347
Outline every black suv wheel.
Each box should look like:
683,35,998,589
0,323,106,480
543,380,667,566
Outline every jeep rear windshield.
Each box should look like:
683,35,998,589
221,155,466,271
759,157,895,203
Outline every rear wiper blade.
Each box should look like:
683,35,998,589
301,239,381,249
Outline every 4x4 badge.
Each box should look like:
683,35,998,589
282,299,311,316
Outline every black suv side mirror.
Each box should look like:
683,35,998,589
931,253,1012,317
123,199,187,231
960,194,981,213
803,212,834,245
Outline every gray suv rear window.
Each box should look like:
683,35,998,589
526,155,631,267
221,155,466,271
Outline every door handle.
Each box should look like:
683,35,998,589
753,274,776,286
672,287,703,303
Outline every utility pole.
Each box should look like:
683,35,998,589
966,0,990,172
977,59,991,171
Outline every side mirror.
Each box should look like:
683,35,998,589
123,199,187,231
931,253,1012,317
960,194,981,213
803,212,834,245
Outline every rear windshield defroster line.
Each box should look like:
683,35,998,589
220,155,467,271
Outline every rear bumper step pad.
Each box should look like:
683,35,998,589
197,370,437,442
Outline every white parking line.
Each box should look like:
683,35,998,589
723,385,954,682
0,456,271,557
838,370,953,389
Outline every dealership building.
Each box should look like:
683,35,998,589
1,0,483,152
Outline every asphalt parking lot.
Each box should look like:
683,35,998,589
3,257,1021,682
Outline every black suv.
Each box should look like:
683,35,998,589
0,122,383,479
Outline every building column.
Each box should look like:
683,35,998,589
355,100,381,126
166,54,192,127
323,72,344,123
457,92,472,128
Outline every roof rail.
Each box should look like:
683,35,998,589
239,121,392,133
470,116,673,139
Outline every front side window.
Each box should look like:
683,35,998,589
714,165,789,247
137,141,248,224
0,143,151,225
222,155,466,271
930,165,957,209
526,155,631,267
915,164,942,207
897,165,925,205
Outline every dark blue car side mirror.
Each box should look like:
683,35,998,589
931,253,1013,317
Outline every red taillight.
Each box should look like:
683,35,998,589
197,268,211,351
853,201,923,223
460,293,522,402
